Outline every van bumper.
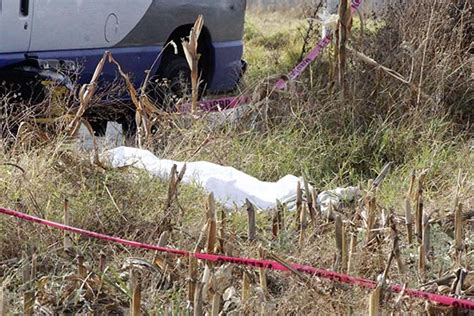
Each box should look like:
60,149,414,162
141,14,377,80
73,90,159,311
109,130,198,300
208,40,244,93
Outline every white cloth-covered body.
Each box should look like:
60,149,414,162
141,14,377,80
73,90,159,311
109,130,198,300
317,187,361,215
106,147,361,213
107,147,303,209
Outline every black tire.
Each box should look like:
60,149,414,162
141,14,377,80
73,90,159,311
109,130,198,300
148,56,192,110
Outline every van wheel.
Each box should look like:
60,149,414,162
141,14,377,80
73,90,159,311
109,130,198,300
148,56,193,110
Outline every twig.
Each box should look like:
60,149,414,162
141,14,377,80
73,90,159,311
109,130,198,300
104,185,128,222
266,252,309,284
347,47,435,104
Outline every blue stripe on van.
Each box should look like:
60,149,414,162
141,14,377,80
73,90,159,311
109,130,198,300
1,40,243,93
30,46,163,87
0,53,27,69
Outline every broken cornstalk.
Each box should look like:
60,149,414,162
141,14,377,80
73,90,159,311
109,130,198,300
365,187,377,244
369,283,382,316
63,198,72,252
335,215,347,272
259,247,268,297
246,199,256,242
219,208,227,254
130,269,141,316
193,283,204,316
153,231,170,270
182,15,204,113
414,172,426,243
188,257,198,307
304,179,316,222
299,204,308,249
206,193,217,254
347,232,357,274
0,285,6,316
454,203,464,266
405,170,416,245
337,0,350,96
295,182,302,229
22,253,34,316
242,271,251,304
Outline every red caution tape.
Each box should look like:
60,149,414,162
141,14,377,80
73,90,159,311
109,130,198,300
1,206,473,310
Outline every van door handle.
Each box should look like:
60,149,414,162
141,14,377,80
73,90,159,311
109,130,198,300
20,0,29,16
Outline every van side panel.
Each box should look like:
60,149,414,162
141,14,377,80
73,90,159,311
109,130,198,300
29,0,153,51
1,0,246,93
117,0,246,46
0,0,33,54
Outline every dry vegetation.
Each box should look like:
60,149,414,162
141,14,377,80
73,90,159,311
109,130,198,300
1,0,473,314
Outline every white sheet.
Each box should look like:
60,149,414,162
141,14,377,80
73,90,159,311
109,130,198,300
107,147,303,209
106,147,360,212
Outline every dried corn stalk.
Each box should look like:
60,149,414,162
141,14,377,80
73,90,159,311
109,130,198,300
0,285,6,316
337,0,350,95
130,269,141,316
259,247,268,297
68,52,108,135
405,170,416,245
188,257,199,306
365,189,377,244
182,15,204,113
335,215,347,272
246,199,256,242
206,193,217,253
296,181,302,229
63,198,73,252
414,171,427,243
242,271,251,304
454,203,464,266
369,283,382,316
108,53,159,147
